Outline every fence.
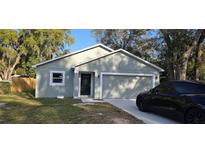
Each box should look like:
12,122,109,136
11,77,36,94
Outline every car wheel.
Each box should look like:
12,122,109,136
184,108,205,124
137,98,146,112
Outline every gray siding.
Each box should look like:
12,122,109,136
36,47,110,98
36,46,161,99
75,52,160,99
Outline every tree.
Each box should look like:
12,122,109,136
92,29,157,59
92,29,169,81
18,30,74,77
0,30,29,80
160,29,204,80
93,29,205,81
0,29,74,80
194,30,205,80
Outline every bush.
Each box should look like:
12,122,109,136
0,81,11,94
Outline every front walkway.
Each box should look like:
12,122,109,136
104,99,179,124
81,98,105,103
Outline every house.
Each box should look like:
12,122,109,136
33,44,164,99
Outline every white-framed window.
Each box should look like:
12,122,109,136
49,71,65,86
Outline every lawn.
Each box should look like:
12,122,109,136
0,92,143,124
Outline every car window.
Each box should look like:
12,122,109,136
197,85,205,93
154,83,176,94
175,83,195,93
174,82,205,94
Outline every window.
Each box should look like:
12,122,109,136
174,82,205,94
50,71,65,86
154,83,176,94
174,83,195,93
196,84,205,93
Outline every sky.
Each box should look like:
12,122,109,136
69,29,97,52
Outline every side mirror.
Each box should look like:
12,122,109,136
149,89,153,93
153,89,159,95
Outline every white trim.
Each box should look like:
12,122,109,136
152,75,155,88
116,49,164,72
32,44,114,68
74,50,118,67
90,74,94,97
78,73,81,97
100,73,103,99
49,71,65,86
100,72,155,77
74,48,164,72
78,72,94,98
100,72,155,99
35,71,39,98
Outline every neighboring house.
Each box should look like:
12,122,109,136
33,44,164,99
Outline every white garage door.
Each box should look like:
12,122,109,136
102,73,154,99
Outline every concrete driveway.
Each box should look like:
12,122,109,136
104,99,179,124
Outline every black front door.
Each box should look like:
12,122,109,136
80,74,91,95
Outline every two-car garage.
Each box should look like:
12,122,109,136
100,73,155,99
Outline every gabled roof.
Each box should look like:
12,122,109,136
116,49,164,72
74,48,164,72
32,43,114,68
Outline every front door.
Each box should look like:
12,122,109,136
80,74,91,96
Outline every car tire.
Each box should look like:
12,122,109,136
137,98,146,112
184,108,205,124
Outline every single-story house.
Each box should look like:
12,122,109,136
33,44,164,99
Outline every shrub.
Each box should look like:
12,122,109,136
0,81,11,94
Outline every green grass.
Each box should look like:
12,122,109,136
0,92,143,124
0,81,11,94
